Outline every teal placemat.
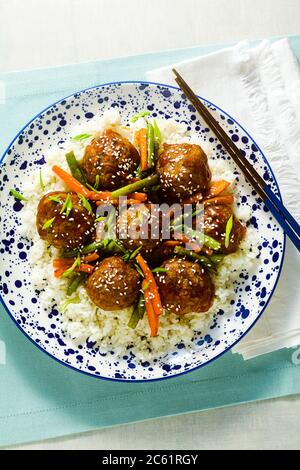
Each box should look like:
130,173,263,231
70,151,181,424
1,36,300,447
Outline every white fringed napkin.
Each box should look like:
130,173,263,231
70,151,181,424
147,39,300,359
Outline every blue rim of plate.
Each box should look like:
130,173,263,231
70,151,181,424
0,80,286,383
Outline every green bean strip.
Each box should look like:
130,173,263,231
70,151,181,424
67,272,88,296
65,151,87,185
174,246,216,270
147,122,155,168
110,174,159,198
173,225,221,251
128,294,145,329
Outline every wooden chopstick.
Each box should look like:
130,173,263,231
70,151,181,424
172,68,300,252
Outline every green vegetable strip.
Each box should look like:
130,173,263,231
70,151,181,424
224,215,233,248
174,246,215,270
209,254,225,264
70,133,92,141
39,169,45,191
147,122,155,168
67,272,88,296
128,294,145,329
152,267,168,273
64,239,125,258
65,151,87,185
111,174,159,198
130,111,150,123
78,194,93,214
153,119,162,144
42,217,56,230
173,225,221,251
10,189,28,201
61,255,81,279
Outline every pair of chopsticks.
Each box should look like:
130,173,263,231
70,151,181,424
173,69,300,253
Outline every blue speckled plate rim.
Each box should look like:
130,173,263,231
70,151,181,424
0,80,286,383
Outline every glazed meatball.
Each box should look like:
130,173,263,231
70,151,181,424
157,143,211,201
204,204,246,254
81,129,139,189
156,258,215,314
85,256,140,310
117,204,161,258
36,191,95,250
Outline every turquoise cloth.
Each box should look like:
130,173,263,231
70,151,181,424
1,36,300,447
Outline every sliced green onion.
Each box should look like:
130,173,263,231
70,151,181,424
147,122,155,168
65,151,87,185
130,111,150,123
10,189,28,202
128,295,145,329
48,194,63,203
111,174,159,198
130,246,142,260
78,193,93,214
95,216,105,222
42,217,56,230
153,119,162,144
152,267,167,273
39,169,45,191
67,272,88,296
61,255,81,278
142,280,151,291
60,193,72,217
60,295,80,313
70,133,92,141
134,263,144,277
224,215,233,248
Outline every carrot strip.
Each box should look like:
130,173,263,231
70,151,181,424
53,252,99,269
162,240,181,247
82,252,100,263
136,255,163,316
128,192,148,202
52,165,91,198
75,264,95,274
135,128,148,171
88,191,113,201
142,281,159,337
204,195,234,206
207,179,230,198
54,268,67,278
174,233,202,252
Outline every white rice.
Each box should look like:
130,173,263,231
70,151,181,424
20,110,259,360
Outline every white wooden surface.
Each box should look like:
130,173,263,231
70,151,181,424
1,0,300,450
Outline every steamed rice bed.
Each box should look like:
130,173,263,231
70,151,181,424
20,110,259,360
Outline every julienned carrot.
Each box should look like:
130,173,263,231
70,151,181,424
52,165,90,198
88,191,114,201
207,179,230,198
135,128,148,171
136,255,163,316
142,281,158,337
54,263,95,278
53,252,99,269
128,192,148,202
203,195,234,206
162,240,182,248
75,263,95,274
173,233,202,252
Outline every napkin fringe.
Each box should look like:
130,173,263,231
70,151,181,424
236,42,300,221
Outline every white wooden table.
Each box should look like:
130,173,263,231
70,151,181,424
1,0,300,450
